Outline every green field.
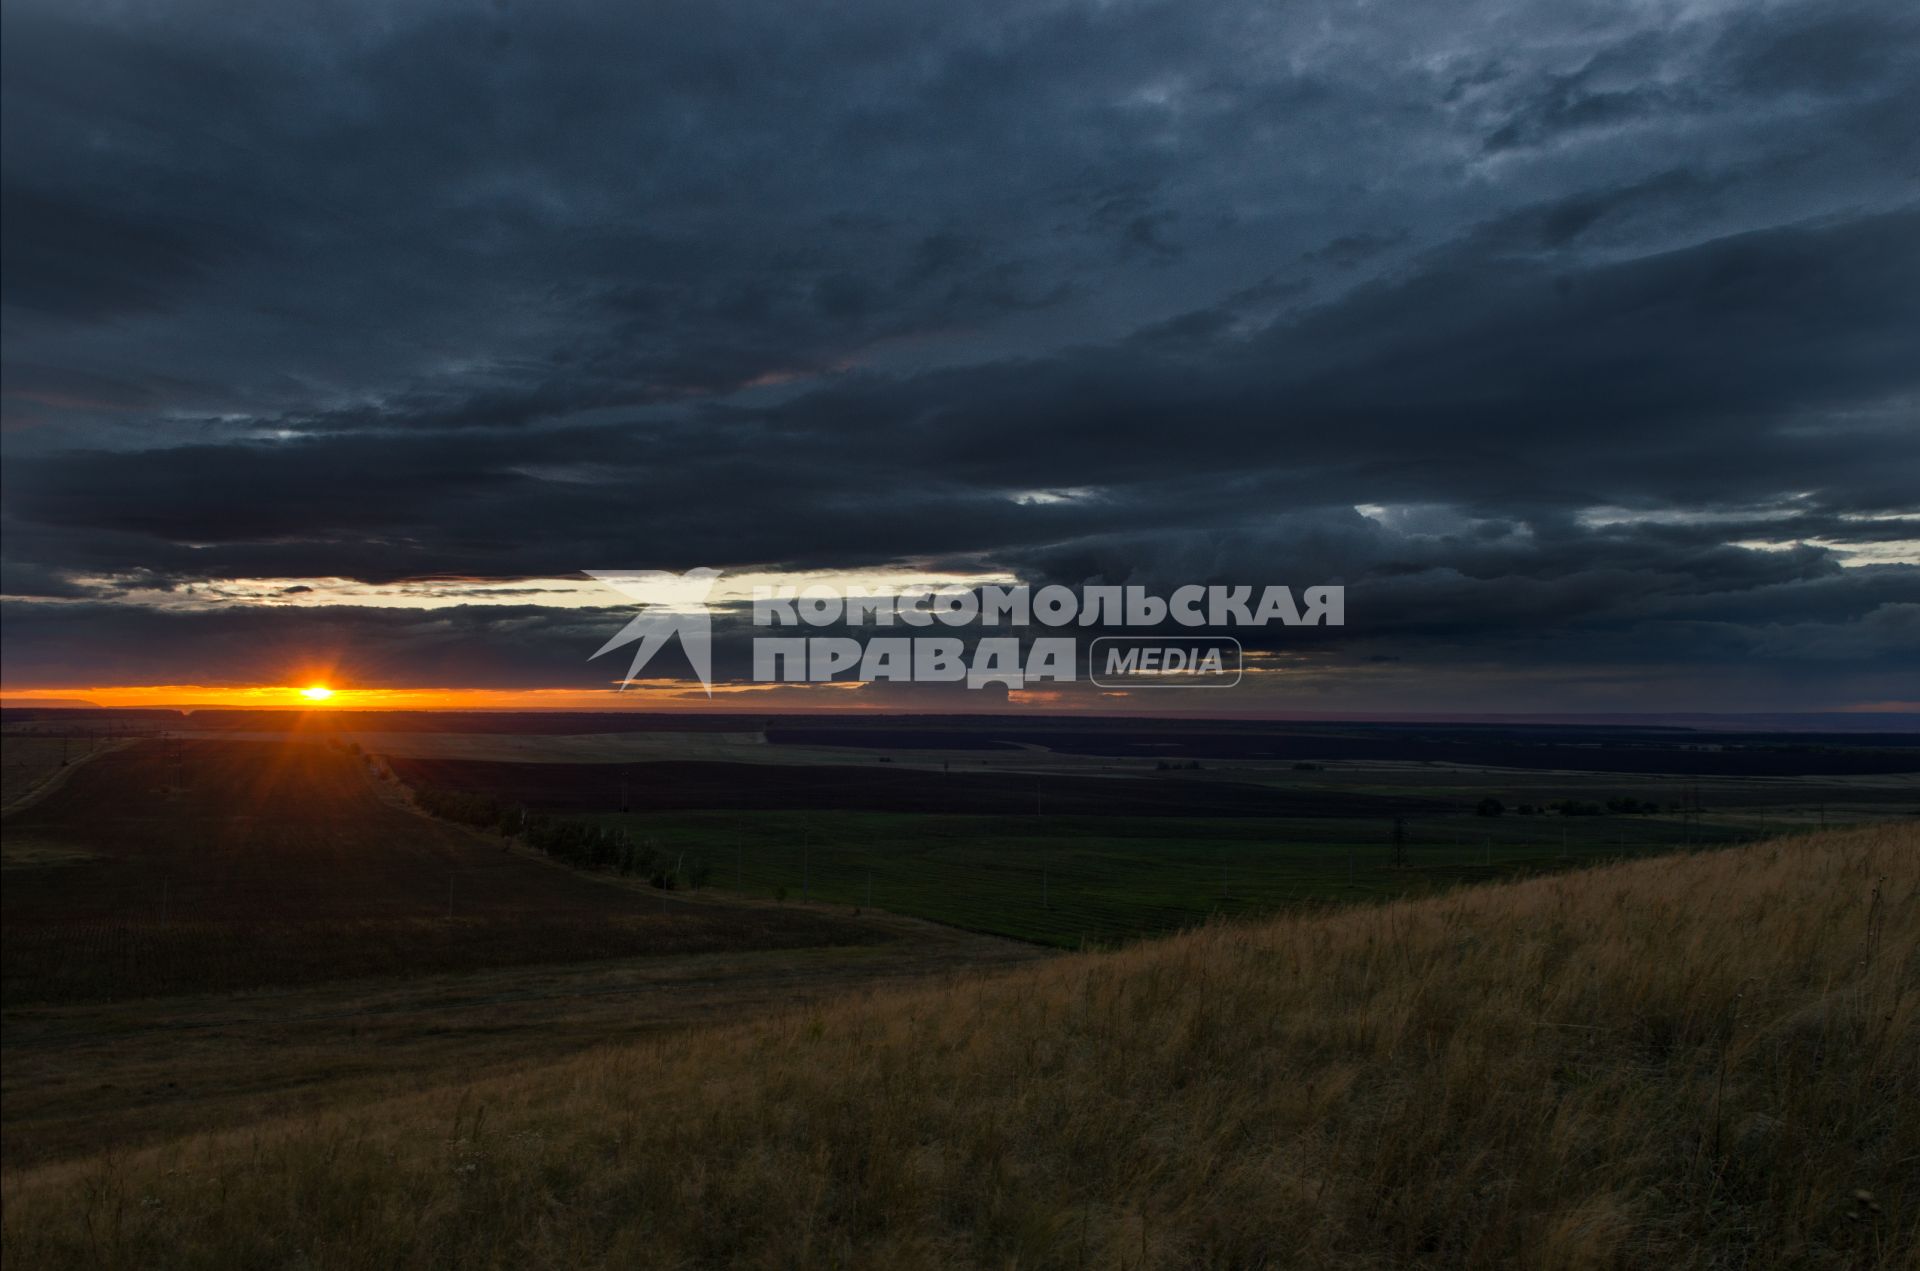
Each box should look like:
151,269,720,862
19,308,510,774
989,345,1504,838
597,808,1790,947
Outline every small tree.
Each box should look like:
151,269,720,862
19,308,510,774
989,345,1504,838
1475,797,1505,818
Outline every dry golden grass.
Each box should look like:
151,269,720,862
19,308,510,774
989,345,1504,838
3,825,1914,1269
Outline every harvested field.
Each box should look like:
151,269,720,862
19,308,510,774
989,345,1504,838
0,740,883,1003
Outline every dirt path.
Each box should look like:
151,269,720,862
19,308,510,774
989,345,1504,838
0,738,132,819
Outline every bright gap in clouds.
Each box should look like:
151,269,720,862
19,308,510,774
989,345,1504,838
35,566,1023,612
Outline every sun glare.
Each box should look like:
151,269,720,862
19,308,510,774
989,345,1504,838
299,684,334,702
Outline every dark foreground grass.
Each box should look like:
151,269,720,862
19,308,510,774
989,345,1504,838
3,825,1911,1269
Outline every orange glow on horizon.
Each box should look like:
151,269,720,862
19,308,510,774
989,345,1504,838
0,682,843,712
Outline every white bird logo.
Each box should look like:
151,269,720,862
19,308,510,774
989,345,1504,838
586,568,721,696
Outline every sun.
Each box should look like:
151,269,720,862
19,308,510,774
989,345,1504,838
298,684,334,702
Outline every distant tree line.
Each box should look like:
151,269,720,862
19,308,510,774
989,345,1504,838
410,784,709,889
1477,796,1680,817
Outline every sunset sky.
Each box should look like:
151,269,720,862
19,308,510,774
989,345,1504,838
2,0,1916,714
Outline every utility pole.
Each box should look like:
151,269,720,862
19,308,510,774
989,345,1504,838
1391,817,1407,868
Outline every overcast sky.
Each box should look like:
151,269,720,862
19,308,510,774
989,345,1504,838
2,0,1916,712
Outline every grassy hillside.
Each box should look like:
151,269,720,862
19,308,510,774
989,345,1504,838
3,825,1913,1269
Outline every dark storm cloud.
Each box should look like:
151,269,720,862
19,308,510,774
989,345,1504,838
2,0,1917,707
0,188,235,322
1715,4,1920,97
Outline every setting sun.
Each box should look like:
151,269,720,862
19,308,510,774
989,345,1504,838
299,685,334,702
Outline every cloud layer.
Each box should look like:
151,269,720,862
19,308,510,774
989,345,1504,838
3,0,1917,709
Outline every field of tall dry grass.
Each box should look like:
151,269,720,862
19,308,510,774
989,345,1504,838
3,825,1913,1269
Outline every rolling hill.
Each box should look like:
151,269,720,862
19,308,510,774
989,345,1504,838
3,824,1912,1268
